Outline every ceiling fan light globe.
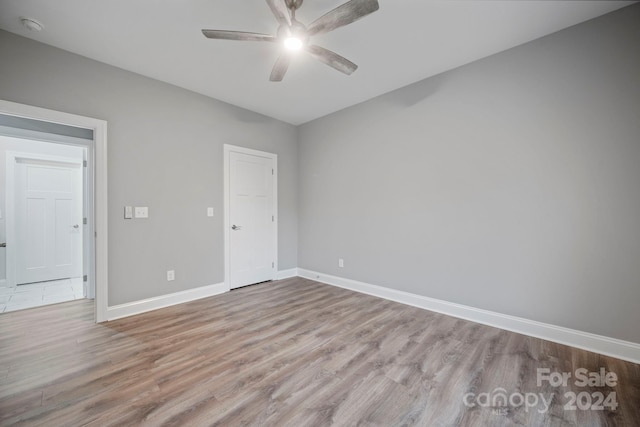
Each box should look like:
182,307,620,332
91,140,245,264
284,37,303,51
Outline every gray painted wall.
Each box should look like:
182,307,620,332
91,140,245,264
0,30,298,306
298,5,640,343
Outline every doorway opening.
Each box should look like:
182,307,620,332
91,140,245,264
2,144,87,312
0,100,108,321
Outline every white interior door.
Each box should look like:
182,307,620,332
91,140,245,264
229,150,275,289
15,159,83,285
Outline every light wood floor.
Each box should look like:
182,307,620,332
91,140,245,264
1,278,639,426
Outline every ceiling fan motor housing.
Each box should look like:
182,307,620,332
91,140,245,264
278,20,309,44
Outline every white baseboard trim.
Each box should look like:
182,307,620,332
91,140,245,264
297,269,640,364
106,282,227,321
276,268,298,280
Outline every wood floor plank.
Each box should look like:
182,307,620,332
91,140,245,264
1,277,639,426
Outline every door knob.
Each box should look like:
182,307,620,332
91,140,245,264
231,225,242,230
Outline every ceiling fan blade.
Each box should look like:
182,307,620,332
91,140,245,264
202,30,276,42
270,54,292,82
306,45,358,75
307,0,379,36
266,0,292,26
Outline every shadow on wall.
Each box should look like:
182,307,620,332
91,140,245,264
234,70,447,127
382,74,446,108
232,107,276,124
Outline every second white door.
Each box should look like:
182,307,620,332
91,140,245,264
228,149,276,289
15,159,83,285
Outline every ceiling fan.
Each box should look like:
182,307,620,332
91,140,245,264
202,0,380,82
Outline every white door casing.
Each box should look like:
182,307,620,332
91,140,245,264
15,158,83,285
224,145,277,290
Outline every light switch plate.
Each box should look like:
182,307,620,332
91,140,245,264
167,270,175,281
124,206,133,219
134,207,149,218
207,207,214,217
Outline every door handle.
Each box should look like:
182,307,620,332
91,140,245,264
231,225,242,230
73,224,79,229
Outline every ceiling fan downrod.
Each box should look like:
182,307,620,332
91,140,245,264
286,0,303,19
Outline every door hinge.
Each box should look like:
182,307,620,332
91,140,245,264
272,169,274,175
83,275,88,282
83,160,87,167
272,262,274,268
83,217,88,225
272,215,274,222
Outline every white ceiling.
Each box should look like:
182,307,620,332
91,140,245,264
0,0,635,125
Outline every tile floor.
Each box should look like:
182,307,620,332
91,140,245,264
0,277,84,313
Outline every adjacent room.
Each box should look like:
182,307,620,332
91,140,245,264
0,0,639,425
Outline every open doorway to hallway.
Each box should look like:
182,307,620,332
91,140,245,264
0,129,89,313
0,100,107,322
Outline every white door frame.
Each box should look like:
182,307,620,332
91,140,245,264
6,151,83,287
223,144,277,291
0,100,108,322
